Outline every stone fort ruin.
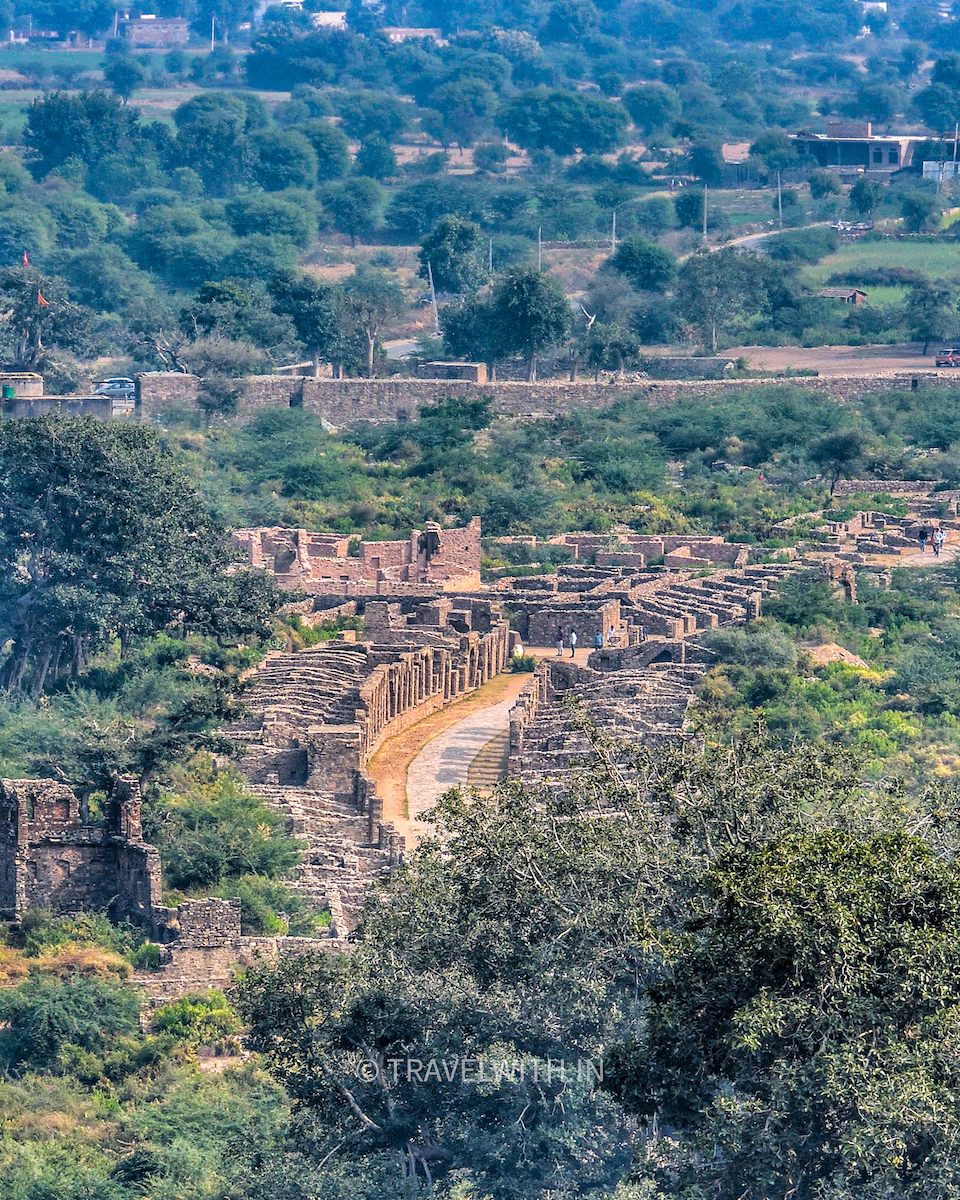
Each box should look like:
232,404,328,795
233,518,481,594
9,487,950,999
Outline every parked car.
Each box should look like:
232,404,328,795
94,377,136,396
935,349,960,367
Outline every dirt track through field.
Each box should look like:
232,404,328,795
720,342,945,375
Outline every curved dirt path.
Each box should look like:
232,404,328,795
365,646,594,845
405,693,519,836
365,672,532,845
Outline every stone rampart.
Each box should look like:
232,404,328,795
136,370,960,429
135,897,343,1002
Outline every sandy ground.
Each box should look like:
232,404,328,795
720,343,948,375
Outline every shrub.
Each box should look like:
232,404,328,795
0,973,140,1071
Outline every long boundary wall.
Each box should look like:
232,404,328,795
136,371,960,428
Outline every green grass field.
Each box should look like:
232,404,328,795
805,239,960,285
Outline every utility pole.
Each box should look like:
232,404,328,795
427,260,440,334
211,15,216,51
611,210,617,254
777,169,783,230
488,236,493,273
537,226,542,271
702,185,708,238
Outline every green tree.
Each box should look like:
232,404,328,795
191,0,255,40
440,293,508,374
426,77,496,150
849,175,885,216
337,90,409,141
689,143,723,185
172,93,254,196
342,268,405,376
901,190,942,233
0,266,91,371
499,88,628,156
418,215,487,296
808,427,866,493
621,83,680,136
270,269,350,376
606,236,676,291
913,82,960,133
225,193,316,248
606,829,960,1198
850,82,900,125
251,128,317,191
0,417,280,694
906,280,956,353
322,177,385,246
355,136,396,181
0,973,140,1072
25,90,143,178
297,118,351,180
674,188,705,228
749,129,800,173
488,266,571,381
808,168,842,198
28,0,118,40
675,247,768,352
102,54,146,103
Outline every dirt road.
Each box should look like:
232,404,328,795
720,343,945,376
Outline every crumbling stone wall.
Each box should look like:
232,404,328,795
135,897,344,1002
0,778,161,925
137,370,960,430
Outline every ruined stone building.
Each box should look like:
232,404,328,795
232,518,482,594
506,562,802,783
227,597,510,922
0,778,161,925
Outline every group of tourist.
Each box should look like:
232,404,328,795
917,527,948,556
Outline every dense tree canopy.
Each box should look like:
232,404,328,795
0,417,281,696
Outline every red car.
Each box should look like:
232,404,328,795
936,348,960,367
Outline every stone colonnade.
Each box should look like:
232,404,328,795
358,622,510,760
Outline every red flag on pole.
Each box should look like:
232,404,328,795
37,290,49,307
22,251,28,267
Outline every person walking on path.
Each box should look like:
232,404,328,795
594,632,603,650
569,630,578,657
934,527,946,556
556,628,564,657
918,527,930,553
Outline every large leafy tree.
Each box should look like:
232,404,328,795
675,246,769,352
607,828,960,1198
487,266,571,380
0,266,93,371
342,269,406,377
905,279,956,354
418,215,488,296
0,417,281,695
270,269,351,376
499,88,628,156
322,177,386,246
24,90,143,179
606,236,676,292
172,93,255,195
237,730,904,1199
